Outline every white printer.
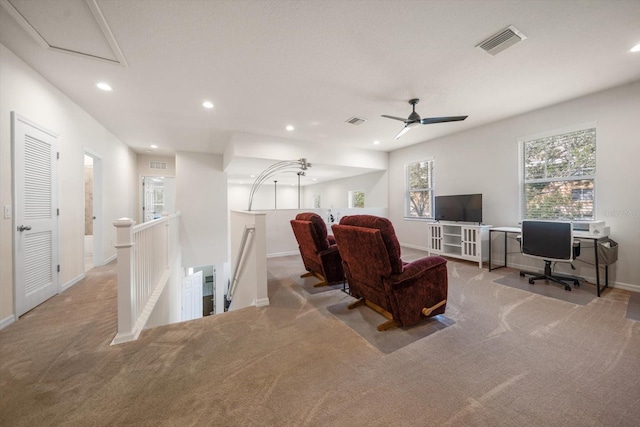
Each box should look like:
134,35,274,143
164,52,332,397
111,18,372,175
572,220,609,237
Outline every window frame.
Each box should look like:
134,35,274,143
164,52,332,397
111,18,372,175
404,158,434,220
518,124,597,221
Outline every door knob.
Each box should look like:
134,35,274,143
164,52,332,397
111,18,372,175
17,225,31,232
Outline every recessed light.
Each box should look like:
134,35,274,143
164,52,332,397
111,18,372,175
373,140,380,145
286,125,294,131
250,175,255,178
150,144,158,149
202,101,214,109
96,82,112,91
630,43,640,53
312,178,317,181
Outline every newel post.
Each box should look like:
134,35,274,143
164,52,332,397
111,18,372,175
113,218,135,340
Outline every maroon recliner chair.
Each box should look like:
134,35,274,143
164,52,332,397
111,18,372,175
331,215,448,330
290,213,345,287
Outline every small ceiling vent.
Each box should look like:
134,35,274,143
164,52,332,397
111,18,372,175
476,25,527,56
345,116,367,126
149,161,167,170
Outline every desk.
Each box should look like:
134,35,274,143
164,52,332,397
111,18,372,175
488,226,610,297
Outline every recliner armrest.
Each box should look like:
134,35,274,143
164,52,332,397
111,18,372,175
394,256,447,282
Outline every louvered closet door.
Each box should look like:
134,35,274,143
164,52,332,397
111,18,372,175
13,113,59,317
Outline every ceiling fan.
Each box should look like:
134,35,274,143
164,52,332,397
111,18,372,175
382,98,468,139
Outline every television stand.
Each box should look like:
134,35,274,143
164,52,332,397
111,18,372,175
427,222,491,268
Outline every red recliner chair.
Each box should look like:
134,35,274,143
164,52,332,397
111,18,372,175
331,215,448,330
290,213,345,287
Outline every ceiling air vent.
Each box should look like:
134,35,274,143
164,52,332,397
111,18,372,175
476,25,527,56
149,161,167,170
345,116,367,126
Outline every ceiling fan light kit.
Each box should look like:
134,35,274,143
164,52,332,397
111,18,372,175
382,98,468,139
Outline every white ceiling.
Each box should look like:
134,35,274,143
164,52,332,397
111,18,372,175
1,0,639,184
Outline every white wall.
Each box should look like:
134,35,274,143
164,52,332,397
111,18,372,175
302,170,388,210
0,44,138,324
389,81,640,289
229,182,302,211
176,151,228,268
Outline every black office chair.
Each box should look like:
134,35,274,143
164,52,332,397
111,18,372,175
519,220,583,291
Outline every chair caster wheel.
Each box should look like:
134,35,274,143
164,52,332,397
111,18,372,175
528,279,534,284
520,272,525,277
574,281,580,287
565,285,572,291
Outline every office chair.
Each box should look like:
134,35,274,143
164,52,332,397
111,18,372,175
519,220,583,291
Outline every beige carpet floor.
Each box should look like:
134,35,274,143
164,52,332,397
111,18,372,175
1,250,639,426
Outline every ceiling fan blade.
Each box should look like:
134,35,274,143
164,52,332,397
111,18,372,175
395,126,411,139
382,115,411,123
394,122,420,139
420,115,468,125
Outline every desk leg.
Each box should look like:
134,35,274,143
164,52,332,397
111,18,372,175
594,242,601,297
504,232,508,270
489,230,510,272
489,231,493,271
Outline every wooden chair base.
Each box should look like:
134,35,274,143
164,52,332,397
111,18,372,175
301,271,328,287
347,298,447,331
348,298,399,331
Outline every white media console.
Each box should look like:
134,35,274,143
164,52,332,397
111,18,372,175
427,222,491,268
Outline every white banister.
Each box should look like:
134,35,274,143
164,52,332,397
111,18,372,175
112,213,180,345
227,225,255,307
228,211,269,311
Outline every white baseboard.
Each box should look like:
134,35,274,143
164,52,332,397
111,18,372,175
0,314,16,331
61,273,85,292
400,243,429,252
254,297,270,307
267,251,299,259
104,254,117,264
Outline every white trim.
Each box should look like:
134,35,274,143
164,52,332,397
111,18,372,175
254,297,270,307
267,250,299,259
104,253,117,264
85,0,129,66
400,243,429,252
0,315,16,331
61,273,85,292
0,0,128,67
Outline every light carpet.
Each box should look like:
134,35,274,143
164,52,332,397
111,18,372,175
1,252,639,426
326,300,454,354
493,272,596,305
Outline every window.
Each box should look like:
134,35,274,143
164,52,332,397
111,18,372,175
348,191,365,208
405,160,434,219
520,127,596,220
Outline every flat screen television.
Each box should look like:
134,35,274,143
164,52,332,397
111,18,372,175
434,194,483,223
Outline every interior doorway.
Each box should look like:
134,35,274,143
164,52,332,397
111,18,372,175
141,176,175,222
84,150,103,271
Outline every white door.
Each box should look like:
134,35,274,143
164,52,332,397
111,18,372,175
12,113,59,317
181,270,203,321
143,177,155,222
